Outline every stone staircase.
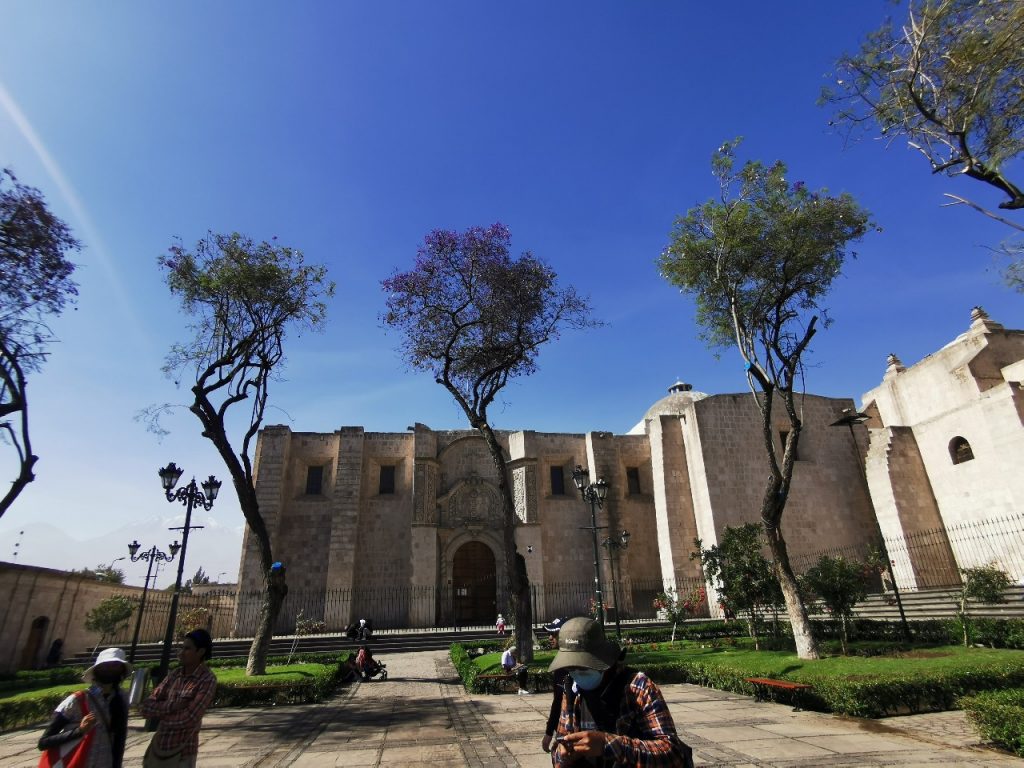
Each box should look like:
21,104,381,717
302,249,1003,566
850,584,1024,621
68,627,517,666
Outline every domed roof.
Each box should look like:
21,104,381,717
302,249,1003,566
627,381,708,434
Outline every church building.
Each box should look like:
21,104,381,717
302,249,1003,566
233,308,1023,633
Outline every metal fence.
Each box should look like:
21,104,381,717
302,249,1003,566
101,512,1024,642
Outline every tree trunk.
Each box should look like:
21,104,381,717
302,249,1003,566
839,614,848,656
246,565,288,675
477,422,534,662
764,523,819,660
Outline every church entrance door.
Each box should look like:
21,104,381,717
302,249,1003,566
452,541,496,626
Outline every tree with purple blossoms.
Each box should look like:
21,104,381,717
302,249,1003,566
0,168,80,520
382,223,597,662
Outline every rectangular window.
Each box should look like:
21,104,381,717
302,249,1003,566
305,466,323,495
379,465,396,495
550,466,565,496
626,467,641,496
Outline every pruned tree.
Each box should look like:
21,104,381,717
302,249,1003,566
660,139,873,659
149,231,333,675
73,564,126,584
0,168,80,519
382,223,596,663
823,0,1023,219
691,524,783,651
956,563,1012,647
799,554,873,655
85,595,136,650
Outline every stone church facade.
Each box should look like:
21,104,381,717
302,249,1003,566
234,307,1022,633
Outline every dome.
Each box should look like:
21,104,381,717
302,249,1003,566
627,381,708,434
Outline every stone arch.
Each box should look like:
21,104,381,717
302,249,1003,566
442,532,505,627
20,615,49,670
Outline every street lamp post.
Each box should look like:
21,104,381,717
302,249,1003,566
154,462,220,684
127,540,180,662
829,409,912,642
572,465,610,626
602,529,631,642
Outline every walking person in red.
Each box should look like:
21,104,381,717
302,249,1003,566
140,629,217,768
37,647,131,768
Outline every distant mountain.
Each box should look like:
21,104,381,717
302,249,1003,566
0,514,244,589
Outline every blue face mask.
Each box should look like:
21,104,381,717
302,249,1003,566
571,668,605,691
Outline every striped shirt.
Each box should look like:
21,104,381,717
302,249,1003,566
552,670,691,767
139,665,217,758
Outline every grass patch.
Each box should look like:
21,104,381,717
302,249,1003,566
454,639,1024,718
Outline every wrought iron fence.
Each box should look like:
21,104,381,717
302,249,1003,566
101,512,1024,642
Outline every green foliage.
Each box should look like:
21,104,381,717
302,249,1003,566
653,584,707,627
961,688,1024,756
660,139,873,359
174,606,211,639
84,595,136,645
293,609,327,636
800,554,873,654
957,563,1013,646
824,0,1024,212
72,564,126,584
691,524,784,649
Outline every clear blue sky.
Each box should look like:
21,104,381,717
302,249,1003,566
0,2,1020,586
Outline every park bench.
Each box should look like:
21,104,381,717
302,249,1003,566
475,668,537,695
743,677,813,711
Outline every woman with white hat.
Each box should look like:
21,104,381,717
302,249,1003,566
37,646,131,768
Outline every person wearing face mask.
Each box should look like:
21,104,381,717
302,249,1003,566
548,617,693,767
37,647,131,768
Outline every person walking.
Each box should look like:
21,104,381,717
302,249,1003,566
495,613,506,635
37,647,131,768
548,617,693,767
139,629,217,768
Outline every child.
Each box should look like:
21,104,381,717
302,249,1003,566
495,613,506,634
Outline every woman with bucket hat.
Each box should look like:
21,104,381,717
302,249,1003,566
37,647,131,768
548,617,693,767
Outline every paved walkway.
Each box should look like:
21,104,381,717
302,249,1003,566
2,649,1021,766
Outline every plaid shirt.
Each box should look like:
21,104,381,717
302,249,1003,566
552,670,691,767
140,665,217,757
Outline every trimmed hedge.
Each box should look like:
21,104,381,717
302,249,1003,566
960,688,1024,756
0,659,350,733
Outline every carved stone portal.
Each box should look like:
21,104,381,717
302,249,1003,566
444,475,501,529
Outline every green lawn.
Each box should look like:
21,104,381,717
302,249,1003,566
470,641,1024,717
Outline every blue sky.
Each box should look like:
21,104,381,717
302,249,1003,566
1,2,1020,586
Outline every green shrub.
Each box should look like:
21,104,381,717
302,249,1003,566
960,688,1024,756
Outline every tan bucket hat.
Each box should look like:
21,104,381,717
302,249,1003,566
548,617,620,672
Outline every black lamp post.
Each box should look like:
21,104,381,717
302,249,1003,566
127,539,180,662
572,465,610,626
829,409,912,642
602,529,631,642
154,462,220,684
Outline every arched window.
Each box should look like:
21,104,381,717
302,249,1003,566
949,436,974,464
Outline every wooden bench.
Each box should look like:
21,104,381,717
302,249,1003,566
744,677,813,711
476,668,536,695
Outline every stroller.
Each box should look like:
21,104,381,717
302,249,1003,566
356,646,387,681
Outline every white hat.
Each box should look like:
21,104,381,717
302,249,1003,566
84,647,131,682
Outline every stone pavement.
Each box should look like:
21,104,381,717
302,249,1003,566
2,649,1021,766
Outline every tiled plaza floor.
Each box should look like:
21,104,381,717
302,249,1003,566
2,649,1020,766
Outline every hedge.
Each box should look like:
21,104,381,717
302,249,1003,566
960,688,1024,756
0,659,350,733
